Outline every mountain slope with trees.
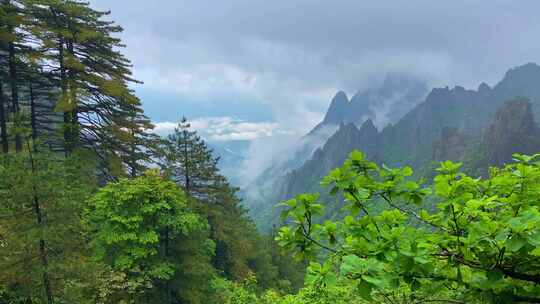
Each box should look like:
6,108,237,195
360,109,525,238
0,1,302,303
3,1,540,303
243,74,428,226
247,63,540,230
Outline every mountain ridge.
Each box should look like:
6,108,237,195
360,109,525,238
242,74,429,219
245,62,540,230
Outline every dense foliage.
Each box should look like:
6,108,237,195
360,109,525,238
275,151,540,303
3,1,540,304
0,134,302,303
84,172,212,303
0,0,155,176
0,149,98,303
159,118,304,291
0,1,302,303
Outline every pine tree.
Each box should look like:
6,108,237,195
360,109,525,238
161,117,218,197
106,96,158,178
0,147,99,303
0,0,158,177
0,0,28,152
0,13,8,153
159,118,303,286
24,66,63,149
21,0,153,176
0,2,160,301
0,79,8,153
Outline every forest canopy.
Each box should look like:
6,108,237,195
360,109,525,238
2,1,540,304
0,1,302,303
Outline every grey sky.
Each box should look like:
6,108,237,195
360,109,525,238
88,0,540,138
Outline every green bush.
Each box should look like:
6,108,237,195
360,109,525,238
277,151,540,303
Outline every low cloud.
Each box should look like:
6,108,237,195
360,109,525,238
153,116,287,142
88,0,540,149
88,0,540,189
238,123,338,186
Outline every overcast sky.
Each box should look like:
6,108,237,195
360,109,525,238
88,0,540,141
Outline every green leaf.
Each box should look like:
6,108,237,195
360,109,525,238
486,270,503,283
357,280,373,300
402,166,413,177
363,275,386,288
507,235,527,252
340,255,364,276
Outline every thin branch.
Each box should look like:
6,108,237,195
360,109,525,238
379,193,448,232
348,190,382,235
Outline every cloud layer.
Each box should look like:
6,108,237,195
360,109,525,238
89,0,540,184
88,0,540,138
90,0,540,106
153,117,285,142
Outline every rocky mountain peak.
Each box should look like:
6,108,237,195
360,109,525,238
323,91,349,124
485,98,540,166
319,75,428,131
433,127,467,162
359,118,378,136
245,62,540,230
478,82,491,95
424,87,451,103
501,63,540,82
494,63,540,97
452,85,467,94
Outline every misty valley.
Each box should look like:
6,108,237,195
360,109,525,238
2,1,540,304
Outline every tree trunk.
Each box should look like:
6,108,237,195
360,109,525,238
30,83,37,141
129,142,137,178
27,142,54,304
164,227,172,304
183,130,190,194
129,114,137,177
8,38,22,152
0,80,8,153
58,39,72,154
66,39,78,129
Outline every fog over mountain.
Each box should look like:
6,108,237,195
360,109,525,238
89,0,540,129
245,63,540,229
6,1,540,302
87,0,540,187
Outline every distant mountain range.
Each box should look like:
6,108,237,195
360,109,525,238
241,73,429,226
314,74,428,131
243,63,540,230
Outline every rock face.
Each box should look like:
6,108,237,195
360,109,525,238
311,74,428,134
284,119,380,199
243,75,428,226
433,127,467,162
485,99,540,166
244,63,540,230
323,91,350,125
349,74,429,129
478,82,491,96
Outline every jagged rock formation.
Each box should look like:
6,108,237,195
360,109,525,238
376,63,540,168
284,120,380,198
242,75,428,223
322,91,350,125
433,127,467,162
311,74,428,133
485,98,540,166
244,63,540,230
